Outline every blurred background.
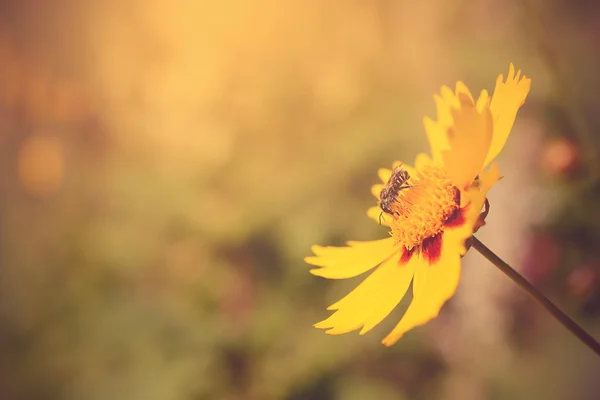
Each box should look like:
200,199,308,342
1,0,600,399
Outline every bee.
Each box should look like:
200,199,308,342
378,164,415,224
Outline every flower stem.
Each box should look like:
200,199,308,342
471,236,600,357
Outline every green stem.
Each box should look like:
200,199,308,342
471,236,600,357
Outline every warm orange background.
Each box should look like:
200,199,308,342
0,1,598,399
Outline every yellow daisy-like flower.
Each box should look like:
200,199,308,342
306,64,531,346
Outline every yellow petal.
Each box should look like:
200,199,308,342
436,91,454,124
371,183,384,199
367,206,391,227
423,92,454,166
424,81,477,167
442,93,493,190
465,164,501,227
306,238,397,279
476,89,490,113
314,250,418,335
378,168,392,183
484,63,531,167
423,116,448,166
382,233,461,346
441,85,457,106
412,260,426,296
438,164,500,257
414,153,434,169
442,210,473,256
456,81,474,102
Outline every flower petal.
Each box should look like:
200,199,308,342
314,250,418,335
415,153,434,169
306,238,397,279
465,164,501,227
378,168,392,183
441,85,458,106
443,208,473,256
382,233,461,346
442,93,493,190
436,165,500,257
412,261,426,296
423,94,453,165
456,81,474,103
484,63,531,168
371,183,384,199
476,89,490,113
424,81,480,167
423,118,449,166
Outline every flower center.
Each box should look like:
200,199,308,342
388,165,459,250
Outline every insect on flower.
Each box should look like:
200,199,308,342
378,163,415,224
306,64,531,346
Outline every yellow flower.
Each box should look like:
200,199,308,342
306,64,531,346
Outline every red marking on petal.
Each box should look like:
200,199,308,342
444,205,468,228
399,247,416,265
453,186,461,205
422,234,443,265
